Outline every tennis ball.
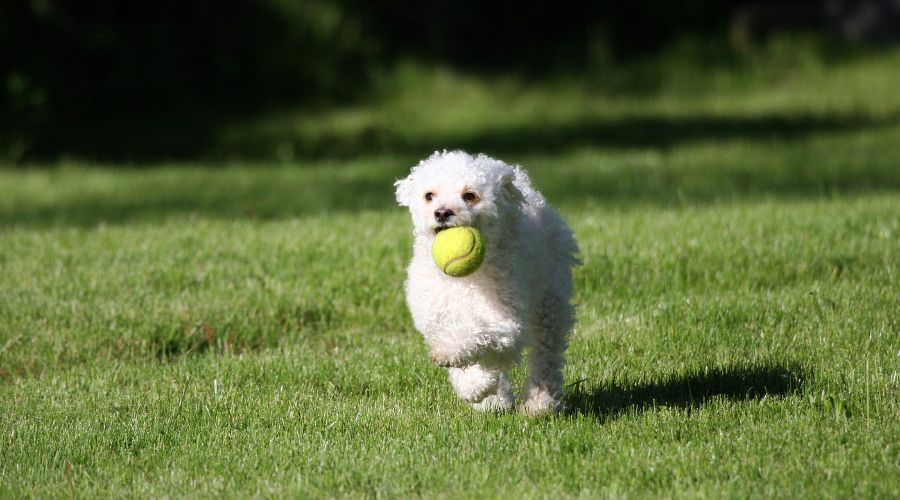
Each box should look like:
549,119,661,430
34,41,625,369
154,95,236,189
432,226,485,277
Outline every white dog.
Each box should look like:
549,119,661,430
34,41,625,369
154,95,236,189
395,150,579,415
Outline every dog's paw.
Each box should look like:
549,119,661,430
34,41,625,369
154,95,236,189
448,365,500,402
471,393,515,413
521,388,563,417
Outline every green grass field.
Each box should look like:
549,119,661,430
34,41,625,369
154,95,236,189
2,45,899,497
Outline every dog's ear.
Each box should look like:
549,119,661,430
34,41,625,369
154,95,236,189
394,176,412,207
499,171,525,208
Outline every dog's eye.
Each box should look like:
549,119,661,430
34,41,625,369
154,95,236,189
424,192,434,202
462,192,478,203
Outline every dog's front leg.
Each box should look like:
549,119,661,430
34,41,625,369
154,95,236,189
447,364,514,412
428,319,523,368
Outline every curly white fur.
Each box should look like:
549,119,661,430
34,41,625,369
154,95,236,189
395,150,579,415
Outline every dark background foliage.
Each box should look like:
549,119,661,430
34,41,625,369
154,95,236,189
2,0,897,161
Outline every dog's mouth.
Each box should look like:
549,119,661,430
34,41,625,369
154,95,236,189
433,219,478,235
433,223,466,235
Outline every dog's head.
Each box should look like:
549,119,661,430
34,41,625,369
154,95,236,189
394,151,525,240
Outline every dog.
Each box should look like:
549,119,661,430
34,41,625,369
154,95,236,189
394,150,579,415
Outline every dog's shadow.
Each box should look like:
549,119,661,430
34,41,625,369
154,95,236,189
564,363,803,419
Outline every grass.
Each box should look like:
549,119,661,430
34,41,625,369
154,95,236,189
2,44,899,497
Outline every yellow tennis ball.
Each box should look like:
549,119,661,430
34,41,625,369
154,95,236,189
432,226,485,277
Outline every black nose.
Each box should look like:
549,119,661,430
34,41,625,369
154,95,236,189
434,208,454,222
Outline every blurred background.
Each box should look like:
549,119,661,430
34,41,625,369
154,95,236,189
2,0,899,164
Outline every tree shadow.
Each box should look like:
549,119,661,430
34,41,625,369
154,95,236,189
10,108,899,164
564,363,804,420
448,112,899,156
188,109,900,163
3,109,897,229
0,170,394,228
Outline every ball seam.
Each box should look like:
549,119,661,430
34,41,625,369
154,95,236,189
442,227,477,275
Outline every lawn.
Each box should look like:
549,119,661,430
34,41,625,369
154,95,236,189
1,45,899,497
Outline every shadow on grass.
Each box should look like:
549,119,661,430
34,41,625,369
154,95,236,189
564,363,804,420
3,110,898,228
0,170,400,228
3,149,898,229
266,111,900,160
16,109,898,163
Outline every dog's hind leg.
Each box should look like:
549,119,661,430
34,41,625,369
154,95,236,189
522,292,574,416
448,364,514,412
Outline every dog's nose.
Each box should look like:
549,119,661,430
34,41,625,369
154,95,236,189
434,208,454,222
